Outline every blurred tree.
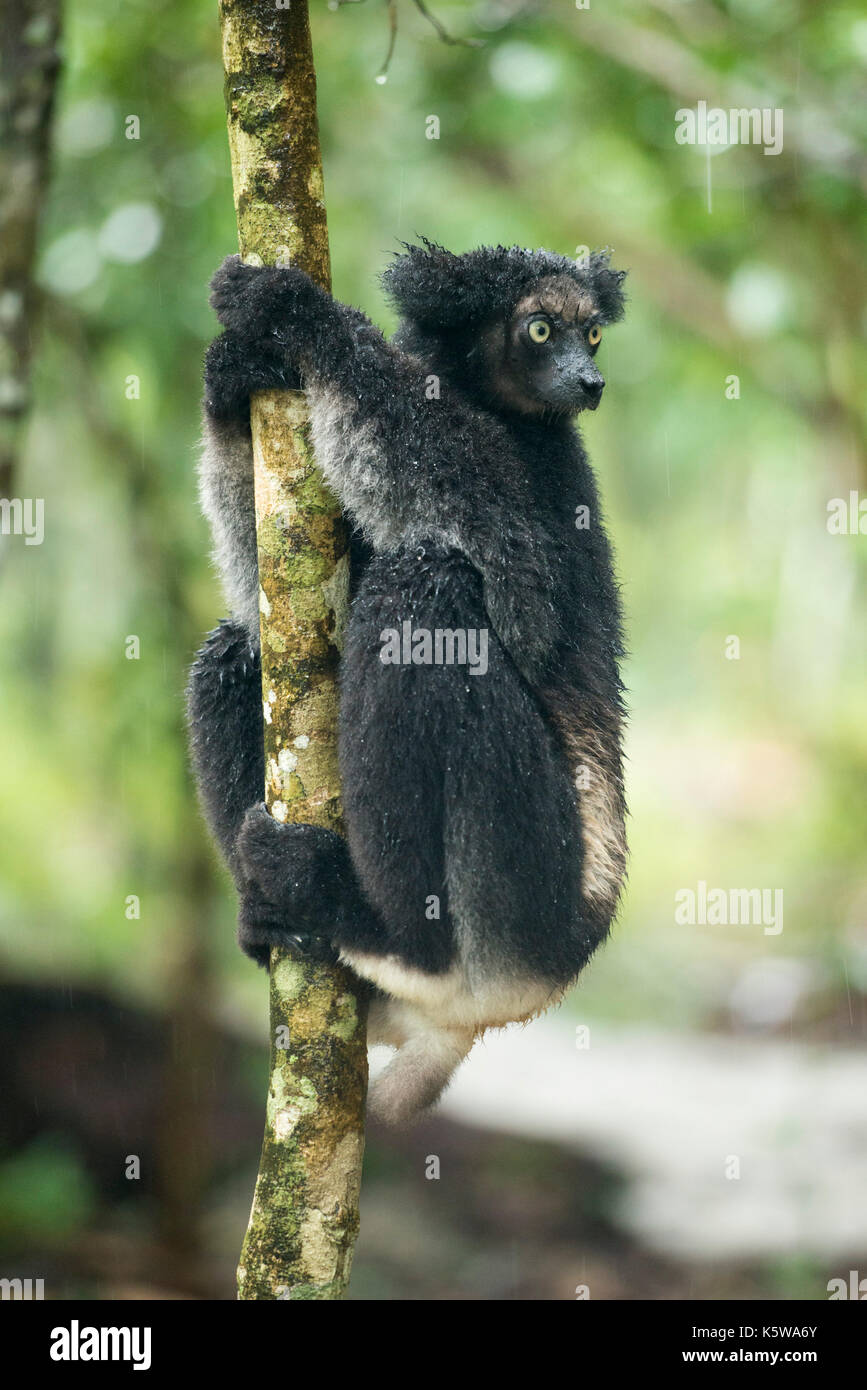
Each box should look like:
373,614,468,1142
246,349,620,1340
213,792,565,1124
0,0,61,498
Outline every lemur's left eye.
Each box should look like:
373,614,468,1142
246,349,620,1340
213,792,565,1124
528,318,551,344
588,324,602,348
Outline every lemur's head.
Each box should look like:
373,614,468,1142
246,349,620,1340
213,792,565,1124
382,239,626,418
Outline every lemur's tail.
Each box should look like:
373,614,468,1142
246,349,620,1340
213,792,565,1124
368,1024,475,1127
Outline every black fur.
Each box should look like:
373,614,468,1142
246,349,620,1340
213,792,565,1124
187,619,263,877
189,241,628,999
235,807,375,967
337,544,593,981
381,237,626,330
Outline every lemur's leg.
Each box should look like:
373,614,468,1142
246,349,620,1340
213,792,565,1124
193,321,382,966
187,620,264,874
198,330,299,644
331,542,602,1123
187,621,382,965
333,545,602,994
540,679,627,932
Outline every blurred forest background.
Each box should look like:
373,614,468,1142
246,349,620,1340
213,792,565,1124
0,0,865,1300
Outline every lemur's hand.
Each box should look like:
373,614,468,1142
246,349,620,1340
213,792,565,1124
235,803,344,968
209,254,321,337
203,330,301,419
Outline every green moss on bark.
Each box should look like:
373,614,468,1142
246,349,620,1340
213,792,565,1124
218,0,367,1302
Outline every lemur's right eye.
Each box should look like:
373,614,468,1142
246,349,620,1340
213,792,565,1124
527,318,551,344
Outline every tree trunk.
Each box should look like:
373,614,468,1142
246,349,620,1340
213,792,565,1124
218,0,368,1302
0,0,62,499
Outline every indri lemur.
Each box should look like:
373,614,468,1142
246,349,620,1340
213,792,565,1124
188,240,628,1123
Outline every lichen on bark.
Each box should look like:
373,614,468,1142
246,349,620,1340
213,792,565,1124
236,956,367,1301
218,0,368,1301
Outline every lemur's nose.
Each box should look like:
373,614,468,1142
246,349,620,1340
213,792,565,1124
580,373,604,401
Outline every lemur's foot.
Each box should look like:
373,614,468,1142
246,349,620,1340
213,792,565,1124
209,254,318,337
235,804,349,969
238,897,338,968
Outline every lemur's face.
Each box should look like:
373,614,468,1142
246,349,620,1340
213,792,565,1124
482,274,606,417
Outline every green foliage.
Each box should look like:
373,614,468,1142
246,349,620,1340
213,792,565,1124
0,1137,95,1244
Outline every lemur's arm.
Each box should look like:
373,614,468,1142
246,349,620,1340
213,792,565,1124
209,256,402,403
208,256,422,544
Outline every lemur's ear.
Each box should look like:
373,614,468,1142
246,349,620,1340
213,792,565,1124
588,250,628,323
382,239,533,329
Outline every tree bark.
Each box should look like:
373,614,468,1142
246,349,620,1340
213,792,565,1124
218,0,368,1302
0,0,62,499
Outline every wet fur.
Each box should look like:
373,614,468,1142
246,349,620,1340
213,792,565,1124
187,240,628,1122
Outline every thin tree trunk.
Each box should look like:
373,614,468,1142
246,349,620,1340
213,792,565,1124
0,0,62,499
218,0,368,1302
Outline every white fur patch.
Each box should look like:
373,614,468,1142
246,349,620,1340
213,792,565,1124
573,734,627,915
365,995,475,1125
198,416,260,641
341,949,564,1033
542,692,627,920
358,961,565,1125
